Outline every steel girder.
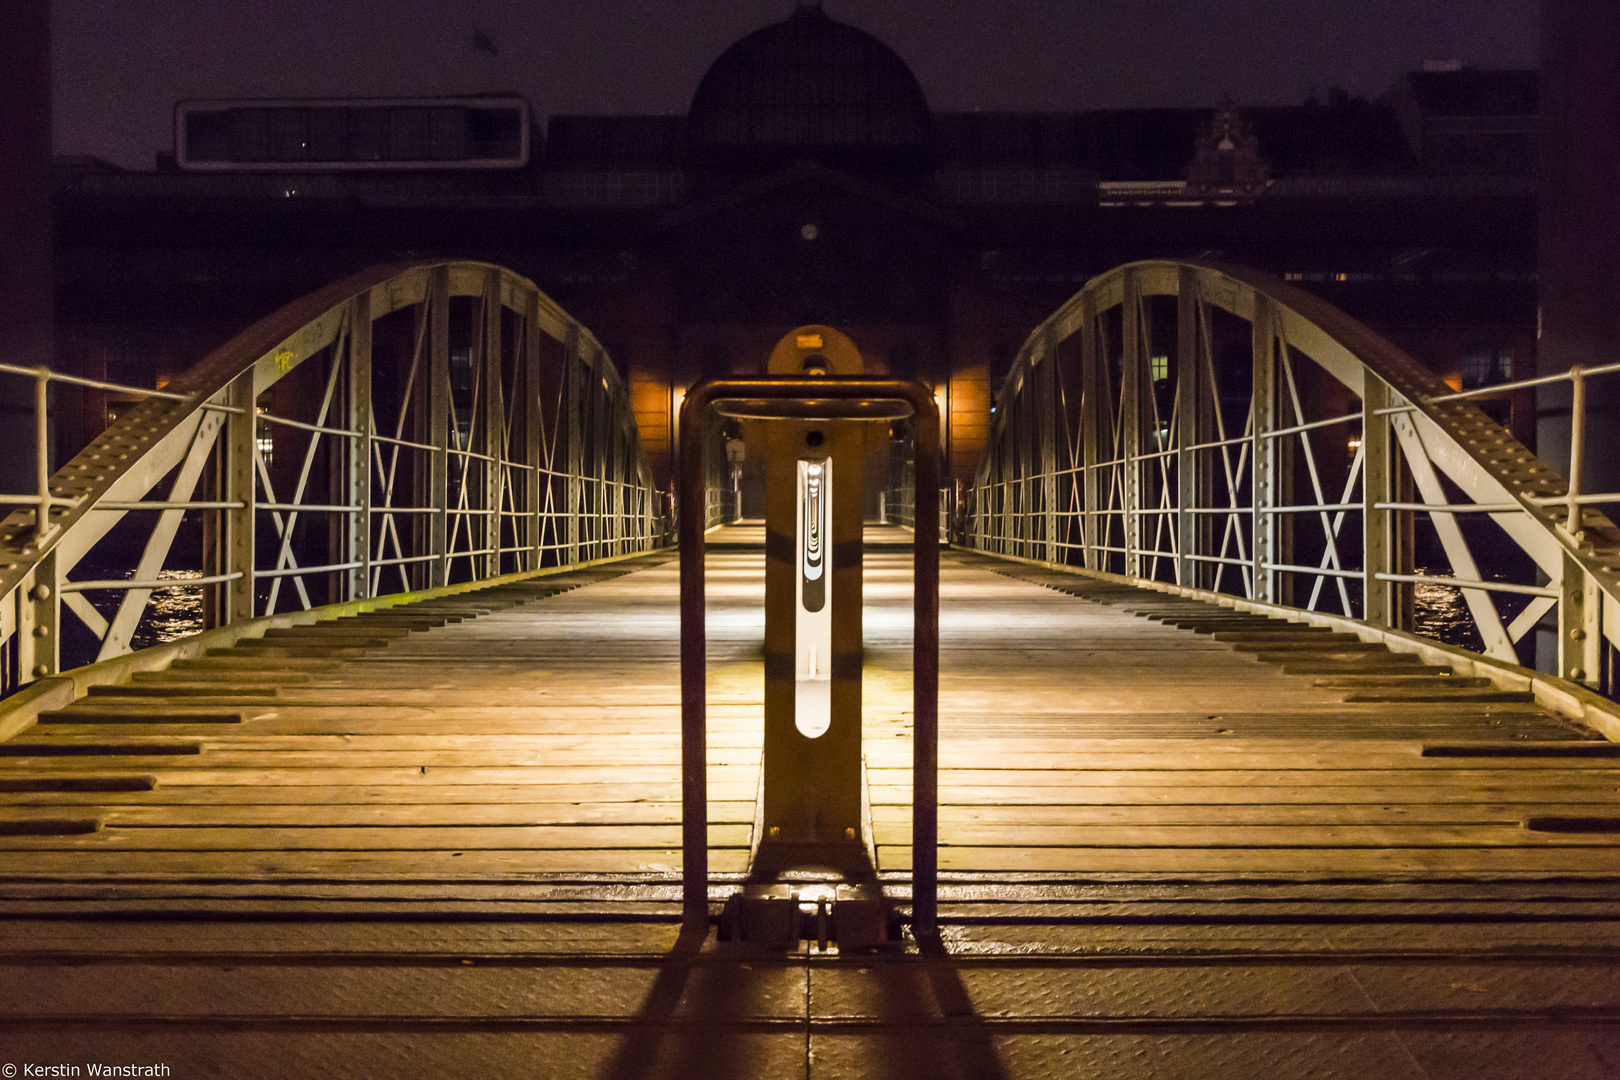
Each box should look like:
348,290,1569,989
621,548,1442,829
967,260,1620,687
0,261,663,692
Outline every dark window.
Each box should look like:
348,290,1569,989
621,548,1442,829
106,341,153,389
348,109,388,162
468,107,523,159
306,109,346,161
1460,346,1512,388
229,109,270,162
890,340,919,380
185,112,232,162
389,109,427,161
268,109,307,161
990,341,1016,397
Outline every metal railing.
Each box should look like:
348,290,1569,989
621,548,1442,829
964,260,1620,697
1,261,665,696
880,425,952,537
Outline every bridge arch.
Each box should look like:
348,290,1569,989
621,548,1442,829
0,261,662,697
966,260,1620,695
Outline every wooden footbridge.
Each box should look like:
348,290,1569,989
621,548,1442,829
3,261,1620,1077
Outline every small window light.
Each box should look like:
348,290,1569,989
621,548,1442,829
797,333,824,350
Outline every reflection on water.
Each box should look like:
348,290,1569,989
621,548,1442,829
69,565,207,661
1409,566,1530,656
132,569,206,651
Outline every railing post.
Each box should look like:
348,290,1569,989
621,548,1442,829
1252,295,1279,603
346,291,372,601
1559,551,1602,686
1080,291,1101,570
224,373,257,623
1361,375,1393,626
1175,268,1201,588
565,329,582,566
428,266,451,587
1565,365,1586,537
1039,333,1059,565
482,271,504,580
15,548,58,683
33,368,50,543
1121,271,1143,578
525,289,543,571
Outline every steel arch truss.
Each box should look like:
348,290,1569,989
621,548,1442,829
0,261,663,692
968,260,1620,689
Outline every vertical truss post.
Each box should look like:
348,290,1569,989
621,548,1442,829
565,329,583,567
1120,272,1143,578
1560,552,1603,686
482,271,504,579
1019,370,1034,557
224,373,257,623
1176,269,1201,588
1080,292,1102,570
428,267,451,587
1361,376,1393,626
1039,333,1059,564
1252,295,1279,603
346,291,373,601
524,289,543,571
16,548,58,683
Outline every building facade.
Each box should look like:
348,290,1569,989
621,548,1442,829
54,4,1539,489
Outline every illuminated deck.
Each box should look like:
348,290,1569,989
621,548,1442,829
1,528,1618,1075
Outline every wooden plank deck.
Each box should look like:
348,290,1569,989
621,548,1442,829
0,531,1616,887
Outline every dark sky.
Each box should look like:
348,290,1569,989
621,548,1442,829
54,0,1538,170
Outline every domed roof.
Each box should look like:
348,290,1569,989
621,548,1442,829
687,4,931,158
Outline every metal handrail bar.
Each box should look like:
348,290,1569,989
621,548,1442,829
370,433,437,453
259,503,360,513
1370,363,1620,419
371,553,438,568
0,361,244,411
256,412,361,439
63,571,244,593
1423,358,1620,403
92,501,246,511
0,495,75,507
254,561,363,579
1263,562,1361,579
1377,501,1525,514
1183,553,1253,567
1263,411,1365,440
1374,572,1559,598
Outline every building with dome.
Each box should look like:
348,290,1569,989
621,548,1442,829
53,3,1539,489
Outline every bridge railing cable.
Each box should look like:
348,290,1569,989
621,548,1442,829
962,260,1620,700
0,261,665,698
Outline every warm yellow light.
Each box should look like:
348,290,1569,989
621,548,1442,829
796,334,824,350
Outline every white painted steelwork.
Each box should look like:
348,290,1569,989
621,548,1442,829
0,261,663,695
965,260,1620,693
